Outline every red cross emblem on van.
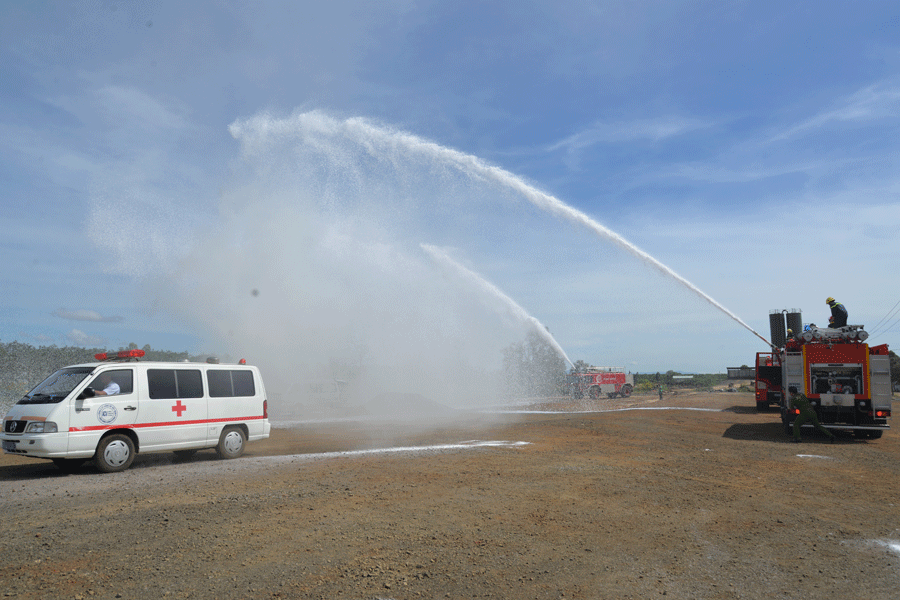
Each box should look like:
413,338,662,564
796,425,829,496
172,400,187,417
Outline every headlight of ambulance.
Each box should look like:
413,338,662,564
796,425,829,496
24,422,58,433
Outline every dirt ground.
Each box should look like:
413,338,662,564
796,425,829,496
2,391,900,599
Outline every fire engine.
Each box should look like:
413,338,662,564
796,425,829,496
755,309,891,439
569,367,634,399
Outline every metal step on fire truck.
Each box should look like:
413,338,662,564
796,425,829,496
569,367,634,400
755,309,892,439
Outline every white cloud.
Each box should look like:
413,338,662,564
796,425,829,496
92,84,192,133
65,329,107,347
769,80,900,142
53,308,124,323
18,332,55,345
549,116,714,153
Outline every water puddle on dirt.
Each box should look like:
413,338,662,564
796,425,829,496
874,540,900,556
254,440,530,463
490,406,723,414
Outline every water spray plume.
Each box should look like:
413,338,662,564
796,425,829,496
234,111,769,349
421,244,575,369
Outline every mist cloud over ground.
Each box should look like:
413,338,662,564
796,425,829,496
88,111,601,424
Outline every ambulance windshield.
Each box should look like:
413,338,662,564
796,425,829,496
18,367,95,404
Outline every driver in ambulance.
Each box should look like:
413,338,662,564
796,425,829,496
92,373,120,396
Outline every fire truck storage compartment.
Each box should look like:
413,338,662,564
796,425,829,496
870,354,892,408
809,363,863,396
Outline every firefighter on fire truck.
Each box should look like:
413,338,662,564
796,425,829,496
827,297,848,328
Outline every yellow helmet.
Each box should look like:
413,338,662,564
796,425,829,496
826,297,835,304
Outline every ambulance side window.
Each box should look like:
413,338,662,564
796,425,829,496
208,369,256,397
177,371,204,398
148,369,204,399
232,370,255,396
113,370,134,395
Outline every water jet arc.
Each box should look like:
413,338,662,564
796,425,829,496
230,112,771,349
421,244,575,369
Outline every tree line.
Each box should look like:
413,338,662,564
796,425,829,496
501,335,900,398
501,333,735,398
0,340,201,406
4,337,897,406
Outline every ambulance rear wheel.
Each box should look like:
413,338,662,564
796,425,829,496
217,427,246,459
94,434,135,473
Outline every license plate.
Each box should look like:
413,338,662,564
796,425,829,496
2,440,17,452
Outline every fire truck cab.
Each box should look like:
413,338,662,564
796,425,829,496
569,367,634,400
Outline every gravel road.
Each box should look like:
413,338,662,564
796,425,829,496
2,392,899,599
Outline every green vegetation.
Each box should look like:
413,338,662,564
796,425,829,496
0,340,205,408
633,371,730,392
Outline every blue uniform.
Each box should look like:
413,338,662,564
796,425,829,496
828,301,847,327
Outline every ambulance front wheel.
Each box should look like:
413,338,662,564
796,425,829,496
217,426,246,459
94,433,135,473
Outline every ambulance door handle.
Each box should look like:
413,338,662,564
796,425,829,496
75,408,90,413
124,406,137,411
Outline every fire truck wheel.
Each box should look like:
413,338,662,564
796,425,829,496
780,412,792,436
217,427,246,459
620,384,633,398
589,387,600,400
94,433,136,473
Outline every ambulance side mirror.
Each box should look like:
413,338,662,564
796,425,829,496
78,388,96,400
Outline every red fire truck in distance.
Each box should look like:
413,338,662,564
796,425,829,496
569,367,634,400
755,312,891,439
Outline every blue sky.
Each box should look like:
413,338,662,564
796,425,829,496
2,1,900,383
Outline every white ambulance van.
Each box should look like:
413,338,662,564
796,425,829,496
2,349,271,472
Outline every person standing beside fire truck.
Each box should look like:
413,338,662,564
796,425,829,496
826,297,848,328
788,386,835,443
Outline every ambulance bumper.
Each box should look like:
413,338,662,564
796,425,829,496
1,433,70,457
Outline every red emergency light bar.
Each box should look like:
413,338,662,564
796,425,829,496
94,349,146,361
